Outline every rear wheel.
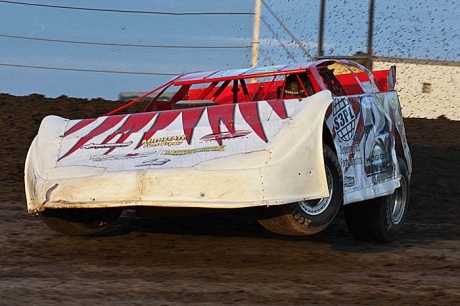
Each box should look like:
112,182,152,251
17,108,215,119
344,158,410,242
39,208,123,236
258,144,343,236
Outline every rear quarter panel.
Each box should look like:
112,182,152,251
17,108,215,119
325,91,411,204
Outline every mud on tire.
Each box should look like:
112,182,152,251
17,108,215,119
258,144,343,236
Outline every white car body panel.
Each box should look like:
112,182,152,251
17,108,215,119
25,91,333,213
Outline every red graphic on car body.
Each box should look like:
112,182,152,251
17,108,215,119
58,100,289,161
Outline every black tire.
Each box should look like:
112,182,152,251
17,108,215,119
39,208,123,236
344,158,410,243
258,144,343,236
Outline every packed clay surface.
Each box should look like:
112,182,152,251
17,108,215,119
1,93,459,304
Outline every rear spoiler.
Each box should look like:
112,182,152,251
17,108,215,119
371,66,396,92
387,66,396,91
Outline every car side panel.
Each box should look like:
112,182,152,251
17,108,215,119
325,91,411,204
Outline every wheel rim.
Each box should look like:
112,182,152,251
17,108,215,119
298,165,333,216
390,175,407,224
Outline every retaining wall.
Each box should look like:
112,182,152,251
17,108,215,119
373,57,460,120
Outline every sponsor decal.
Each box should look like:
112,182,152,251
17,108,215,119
333,98,356,142
360,95,394,181
90,152,156,162
81,141,133,150
142,135,186,147
199,130,251,141
135,158,171,167
344,176,355,187
340,156,363,168
365,137,393,179
339,144,361,155
161,145,225,156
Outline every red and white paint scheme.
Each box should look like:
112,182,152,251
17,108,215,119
25,59,412,240
26,92,333,209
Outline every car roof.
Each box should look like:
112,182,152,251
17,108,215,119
171,62,318,85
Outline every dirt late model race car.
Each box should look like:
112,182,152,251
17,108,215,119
25,59,412,242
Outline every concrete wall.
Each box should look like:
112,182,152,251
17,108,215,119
373,57,460,120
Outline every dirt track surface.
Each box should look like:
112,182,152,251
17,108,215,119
1,93,459,305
